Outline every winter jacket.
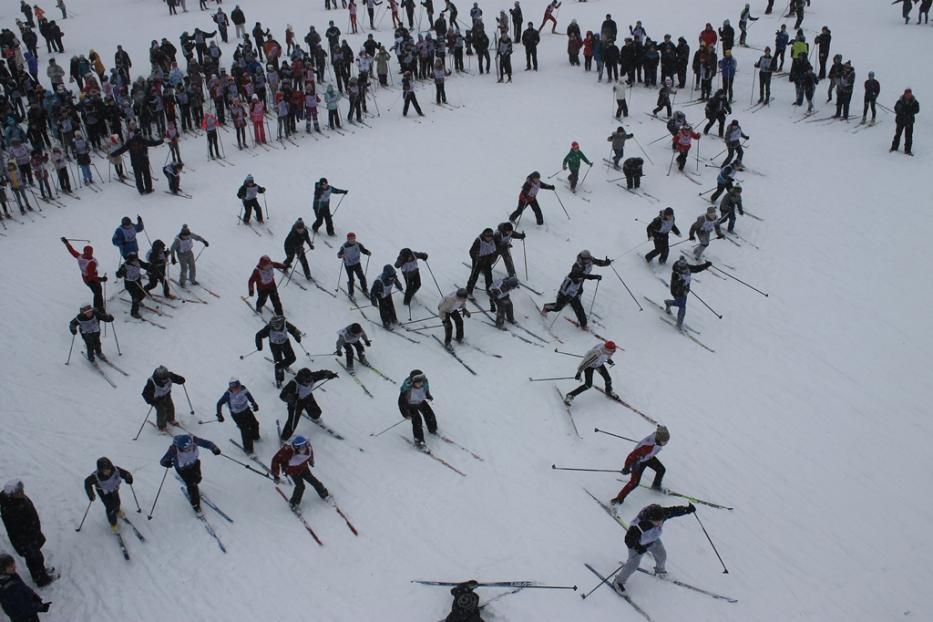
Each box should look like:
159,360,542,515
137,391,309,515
624,504,693,552
624,433,664,470
607,130,633,151
271,444,315,477
279,370,334,403
394,249,428,273
0,571,45,622
0,493,44,553
83,466,132,499
64,241,102,284
369,267,403,305
647,213,681,239
669,261,711,298
576,343,614,373
69,309,114,336
111,219,145,257
894,95,919,125
159,436,218,470
248,260,286,294
142,372,186,404
284,225,313,255
562,149,591,172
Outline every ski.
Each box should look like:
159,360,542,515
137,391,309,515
330,498,359,535
401,436,467,477
305,414,366,453
478,320,544,347
97,356,130,376
113,530,130,560
146,294,179,309
431,335,478,375
438,433,484,461
356,361,396,383
335,359,375,398
461,265,545,296
582,487,628,529
164,191,193,199
174,474,234,523
659,316,716,353
121,516,146,541
228,439,273,475
679,170,703,185
169,279,209,303
594,387,659,425
642,297,701,335
635,484,734,510
308,276,338,298
366,317,421,344
582,564,654,621
555,386,583,439
563,316,606,339
193,282,221,298
277,268,309,291
125,313,167,329
634,568,737,602
240,295,269,319
178,485,227,553
458,340,502,358
274,486,323,545
119,298,172,317
84,357,117,388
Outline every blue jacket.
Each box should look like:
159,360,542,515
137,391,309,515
111,220,144,257
719,57,737,79
159,436,218,470
774,31,789,52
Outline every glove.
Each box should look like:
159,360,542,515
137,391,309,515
204,241,210,247
70,327,77,335
594,274,603,281
422,253,428,260
87,491,96,501
688,503,696,514
704,261,712,269
622,466,631,475
60,236,67,244
364,340,371,347
273,475,281,484
171,256,177,265
125,474,133,485
248,289,254,297
99,276,108,282
38,603,51,613
636,545,648,555
604,256,612,264
463,309,471,318
688,235,696,241
607,359,615,366
327,371,339,379
562,165,567,171
212,447,221,456
252,404,259,412
574,372,581,381
309,243,315,250
403,415,412,420
334,349,341,356
216,413,224,422
295,335,302,343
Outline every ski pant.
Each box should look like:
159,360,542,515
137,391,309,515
253,120,266,143
236,124,247,147
759,72,771,102
693,233,711,259
344,263,367,296
645,235,671,264
271,342,297,385
177,251,197,286
543,292,587,327
154,397,176,429
567,167,580,190
625,172,641,189
835,93,852,119
500,247,517,276
466,255,495,294
442,310,465,345
342,342,365,368
311,205,333,235
402,270,421,305
290,467,329,505
284,249,311,279
721,143,744,167
14,542,49,585
86,280,104,310
403,93,423,116
131,163,153,194
177,462,203,509
101,490,122,526
567,364,611,398
255,287,283,315
82,332,103,360
498,56,512,80
664,294,688,326
613,541,666,587
892,122,913,153
719,209,737,233
863,98,877,121
376,295,398,327
435,83,447,104
605,62,618,82
676,149,690,170
509,197,543,225
242,199,264,223
711,182,730,202
232,408,260,453
525,47,538,70
774,48,785,70
126,280,146,316
144,271,170,297
281,395,322,439
80,163,93,184
477,49,490,74
614,457,665,502
399,396,437,443
491,297,514,328
722,75,734,101
652,102,671,118
704,113,725,136
57,167,72,192
207,130,220,158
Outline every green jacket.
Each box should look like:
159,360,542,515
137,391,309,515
562,149,592,172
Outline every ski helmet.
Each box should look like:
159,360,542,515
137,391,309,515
173,435,193,450
706,206,718,217
121,216,132,226
674,257,688,271
346,232,356,240
259,255,272,266
153,365,170,381
350,323,363,334
578,250,593,262
245,174,254,183
320,177,328,185
644,504,665,522
655,425,670,444
80,304,93,314
96,457,114,473
530,171,541,179
571,141,580,149
228,377,241,389
270,315,285,330
663,207,674,216
604,341,617,351
504,276,519,289
456,288,469,299
291,435,309,450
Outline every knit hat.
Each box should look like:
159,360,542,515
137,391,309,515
655,425,670,444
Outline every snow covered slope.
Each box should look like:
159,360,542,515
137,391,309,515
0,0,931,620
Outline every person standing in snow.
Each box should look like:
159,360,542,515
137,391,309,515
109,128,163,195
890,88,919,156
394,248,429,306
611,502,695,594
111,215,145,259
0,481,54,587
237,175,266,225
664,257,712,329
607,127,633,169
673,124,700,172
398,370,437,448
335,323,371,371
622,157,644,190
488,275,519,329
143,239,174,300
438,288,472,348
645,207,681,265
370,265,405,329
337,232,372,299
283,218,314,281
61,238,107,310
754,47,774,104
718,184,745,233
861,72,880,124
142,366,186,431
721,119,749,168
69,305,114,363
216,378,260,456
688,206,724,260
248,255,287,315
83,458,133,532
563,340,619,404
493,222,524,278
115,252,149,319
311,177,348,237
256,315,302,387
611,425,670,506
170,224,208,289
159,435,221,514
508,171,555,226
271,436,330,509
561,141,592,193
278,367,338,440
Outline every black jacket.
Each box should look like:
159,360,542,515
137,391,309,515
284,226,312,254
647,213,681,239
894,95,919,125
255,321,302,351
624,504,692,552
670,262,710,298
141,372,186,404
83,466,133,500
0,571,45,621
0,493,44,553
279,371,334,403
110,131,163,166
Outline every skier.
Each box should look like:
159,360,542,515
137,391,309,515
508,171,555,226
607,127,633,169
170,224,208,289
613,83,629,119
398,370,436,447
111,215,145,259
0,553,51,619
563,340,619,404
833,61,855,120
271,436,330,508
335,323,371,371
68,305,114,363
542,272,589,329
402,70,424,116
673,124,700,172
488,275,519,329
445,581,483,622
688,206,724,260
159,434,221,514
861,72,880,124
237,174,266,225
561,141,592,193
283,218,314,281
754,47,774,104
61,239,107,310
337,232,372,298
718,49,736,102
109,128,163,195
465,228,497,296
709,163,735,203
311,177,348,236
774,24,789,71
738,3,758,46
825,54,843,102
721,119,749,168
279,367,338,440
496,34,512,83
622,157,644,190
703,89,731,136
256,315,302,387
143,240,174,299
664,257,712,329
115,252,149,319
493,222,524,277
83,458,133,532
814,26,831,79
652,78,675,119
0,481,54,587
718,184,745,233
611,425,670,505
216,378,260,455
538,0,560,33
142,366,187,431
893,0,913,24
394,248,429,306
611,502,696,594
438,288,472,348
890,88,919,156
370,265,404,329
248,255,287,315
645,207,681,265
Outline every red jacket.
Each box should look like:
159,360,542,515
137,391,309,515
65,241,101,284
699,28,717,48
674,129,700,153
248,261,286,294
271,444,314,477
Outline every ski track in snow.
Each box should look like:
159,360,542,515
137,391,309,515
0,0,931,620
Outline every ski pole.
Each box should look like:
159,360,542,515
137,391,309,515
110,319,123,356
699,186,717,196
412,580,577,589
331,192,348,219
334,260,345,292
263,193,270,222
132,406,154,441
548,305,564,329
750,70,756,107
64,238,91,242
400,316,436,326
65,333,76,365
75,499,93,532
611,239,651,261
546,169,562,179
551,189,571,220
296,340,315,360
578,164,593,189
552,465,623,474
609,264,643,311
648,132,672,145
593,428,639,443
129,483,142,513
666,150,676,176
690,288,723,318
711,266,768,297
239,349,260,360
528,376,575,382
632,135,654,165
195,244,207,262
147,469,169,520
587,278,600,317
553,348,582,358
407,323,444,331
696,137,701,172
182,384,195,414
363,254,371,279
694,511,729,573
580,562,626,599
424,260,445,297
521,237,528,281
219,453,273,480
197,418,221,424
369,418,405,437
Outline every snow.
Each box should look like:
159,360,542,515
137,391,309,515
1,0,932,620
